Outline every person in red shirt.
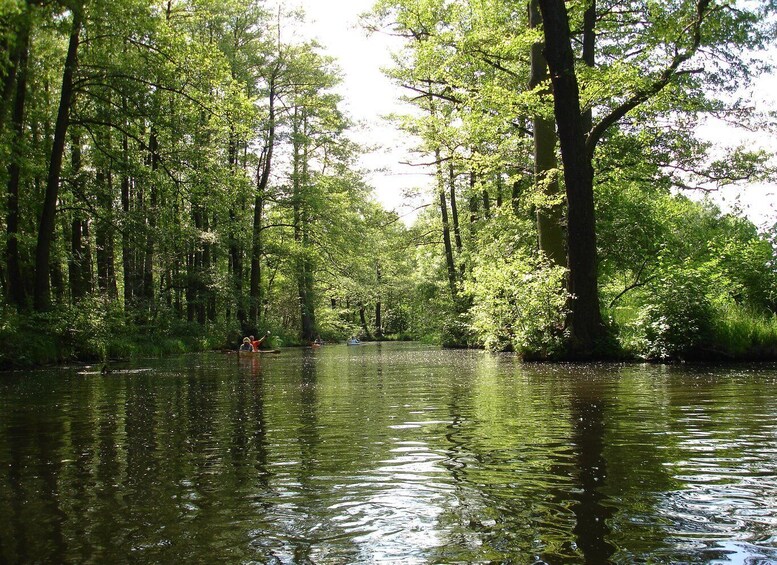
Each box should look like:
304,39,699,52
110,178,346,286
250,331,271,351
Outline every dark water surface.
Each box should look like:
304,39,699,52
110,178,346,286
1,343,776,564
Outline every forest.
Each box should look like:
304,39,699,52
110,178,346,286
1,0,777,366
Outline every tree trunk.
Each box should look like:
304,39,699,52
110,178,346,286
448,162,465,278
538,0,607,357
33,5,81,311
293,110,316,342
227,130,246,326
206,213,216,322
142,128,158,309
449,163,463,254
250,74,276,326
5,16,30,307
95,164,117,298
530,0,565,267
437,149,458,300
359,302,371,339
120,105,135,310
0,18,22,133
374,263,383,339
469,170,478,226
69,131,91,302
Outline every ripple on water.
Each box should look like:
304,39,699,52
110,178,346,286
2,348,777,564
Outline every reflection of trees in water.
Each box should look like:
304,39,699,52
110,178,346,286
434,362,581,562
1,392,68,562
569,381,615,563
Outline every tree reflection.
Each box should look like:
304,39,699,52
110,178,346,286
569,378,615,563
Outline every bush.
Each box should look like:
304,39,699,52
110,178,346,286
627,266,715,361
466,250,569,358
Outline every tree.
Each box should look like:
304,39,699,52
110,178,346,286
537,0,606,356
33,1,82,311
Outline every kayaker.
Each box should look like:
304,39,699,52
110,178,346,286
250,331,271,351
239,337,253,351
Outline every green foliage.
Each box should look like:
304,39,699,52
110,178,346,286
466,249,569,358
623,264,716,361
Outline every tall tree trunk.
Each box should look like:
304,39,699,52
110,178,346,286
120,102,135,310
0,14,23,133
530,0,565,266
437,149,458,301
294,110,316,342
482,186,491,220
537,0,607,356
448,162,466,278
142,128,158,310
186,245,196,322
95,152,117,299
374,263,383,339
227,129,246,326
359,302,371,339
69,131,91,302
33,4,81,311
4,16,30,307
206,213,216,322
250,74,276,326
468,170,479,226
449,162,463,255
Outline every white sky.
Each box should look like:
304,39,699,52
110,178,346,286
291,0,776,231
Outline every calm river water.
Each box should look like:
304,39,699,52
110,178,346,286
1,343,776,564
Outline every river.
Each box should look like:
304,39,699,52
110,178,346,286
1,343,776,563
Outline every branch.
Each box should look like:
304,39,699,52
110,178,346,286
609,258,657,307
402,83,462,105
586,0,711,158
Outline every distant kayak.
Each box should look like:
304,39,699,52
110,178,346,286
346,339,362,346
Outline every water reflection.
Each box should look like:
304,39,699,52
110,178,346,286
0,348,776,563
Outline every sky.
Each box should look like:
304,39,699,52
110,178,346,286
291,0,776,230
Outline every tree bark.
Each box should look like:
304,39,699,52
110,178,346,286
448,162,465,278
530,0,565,267
69,131,91,302
538,0,607,356
120,121,135,310
437,149,458,300
449,162,463,255
94,136,117,299
359,302,371,339
374,263,383,339
142,128,158,309
33,4,81,310
292,107,316,342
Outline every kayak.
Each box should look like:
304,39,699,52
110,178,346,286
238,349,281,356
346,339,361,346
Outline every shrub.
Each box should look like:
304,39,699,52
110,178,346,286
628,265,715,361
466,251,569,358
